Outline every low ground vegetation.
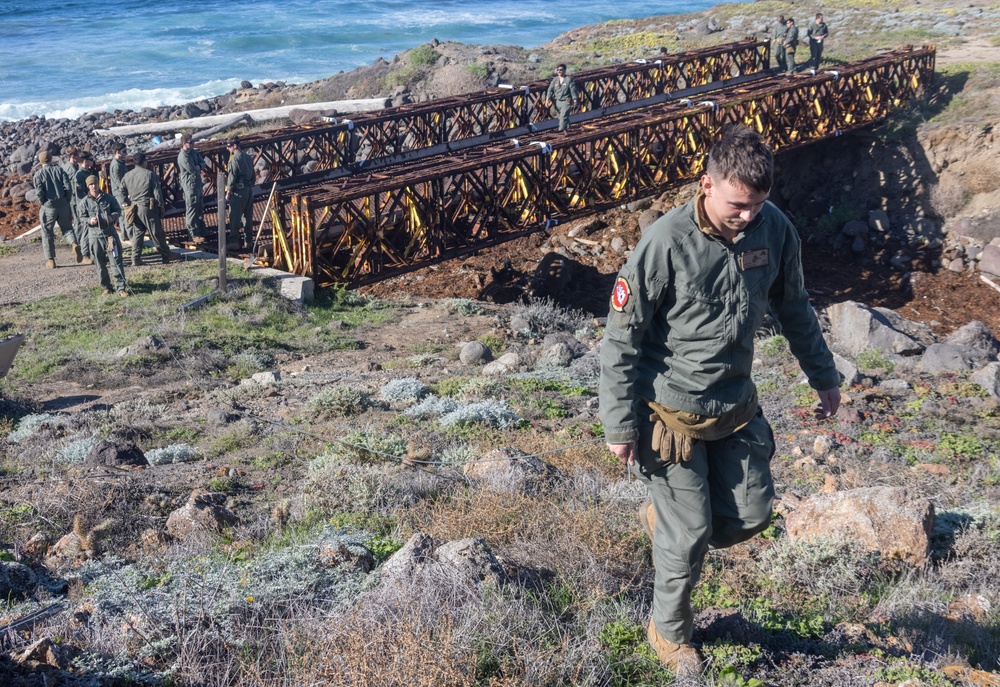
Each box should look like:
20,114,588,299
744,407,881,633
0,259,998,686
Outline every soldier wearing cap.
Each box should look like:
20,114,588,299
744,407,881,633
225,136,255,250
77,174,128,296
121,151,172,265
178,131,208,243
33,151,83,269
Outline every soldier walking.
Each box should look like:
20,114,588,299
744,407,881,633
33,151,83,269
77,174,128,297
600,126,841,677
121,152,172,265
225,137,255,250
807,13,829,70
545,64,581,132
178,132,208,243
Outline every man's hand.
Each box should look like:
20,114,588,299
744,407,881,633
815,387,841,419
607,441,636,467
89,217,97,226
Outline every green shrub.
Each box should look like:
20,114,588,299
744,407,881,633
307,385,374,417
409,44,440,67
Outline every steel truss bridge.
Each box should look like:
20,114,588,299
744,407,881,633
104,40,934,288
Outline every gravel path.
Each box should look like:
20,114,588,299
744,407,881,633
1,233,181,308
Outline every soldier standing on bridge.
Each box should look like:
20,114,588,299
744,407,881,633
178,132,208,244
807,13,829,71
225,136,255,250
78,174,129,297
772,14,788,74
546,64,581,132
121,151,172,265
784,18,799,75
109,143,133,243
599,125,841,677
33,151,82,269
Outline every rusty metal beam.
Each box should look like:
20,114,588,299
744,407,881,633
270,46,934,287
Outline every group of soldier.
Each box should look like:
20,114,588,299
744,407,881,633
32,135,258,297
771,12,829,76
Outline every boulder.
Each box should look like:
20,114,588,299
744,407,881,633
460,341,493,365
826,301,931,357
0,561,38,601
166,489,238,539
971,362,1000,398
943,321,999,358
638,208,664,232
435,538,506,586
784,486,934,567
463,446,560,494
868,209,890,233
84,440,148,467
379,533,505,587
920,343,992,374
979,245,1000,278
116,335,167,358
536,342,574,368
483,352,522,376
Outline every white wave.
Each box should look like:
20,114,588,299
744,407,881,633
0,79,245,122
363,7,558,30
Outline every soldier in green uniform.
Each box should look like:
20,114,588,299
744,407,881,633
33,151,82,269
61,147,83,256
121,151,172,265
545,64,581,132
784,18,799,75
73,151,97,264
807,13,829,70
178,132,208,243
77,175,128,297
109,142,133,243
772,14,788,74
599,126,841,677
225,137,255,249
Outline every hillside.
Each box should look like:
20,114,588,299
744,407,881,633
2,0,1000,685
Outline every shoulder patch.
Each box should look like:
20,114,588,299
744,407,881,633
610,276,631,312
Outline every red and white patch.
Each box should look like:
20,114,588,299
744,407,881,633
610,277,631,312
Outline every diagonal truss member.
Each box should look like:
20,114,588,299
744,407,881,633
267,46,934,288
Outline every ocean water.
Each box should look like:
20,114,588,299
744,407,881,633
0,0,735,122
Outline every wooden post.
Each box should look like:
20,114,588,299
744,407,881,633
217,171,227,292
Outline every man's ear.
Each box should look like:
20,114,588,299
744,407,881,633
701,174,713,197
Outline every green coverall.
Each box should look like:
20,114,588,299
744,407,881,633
546,74,579,132
226,148,255,247
33,163,78,261
599,192,840,645
121,166,172,265
77,191,128,293
109,157,133,241
178,146,208,240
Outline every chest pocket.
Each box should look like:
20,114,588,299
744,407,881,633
670,281,727,344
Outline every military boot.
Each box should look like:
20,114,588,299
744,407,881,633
72,242,83,263
647,618,704,677
45,259,56,269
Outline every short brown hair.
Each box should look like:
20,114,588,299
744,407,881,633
181,131,193,144
133,151,147,166
227,136,240,148
705,125,773,194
